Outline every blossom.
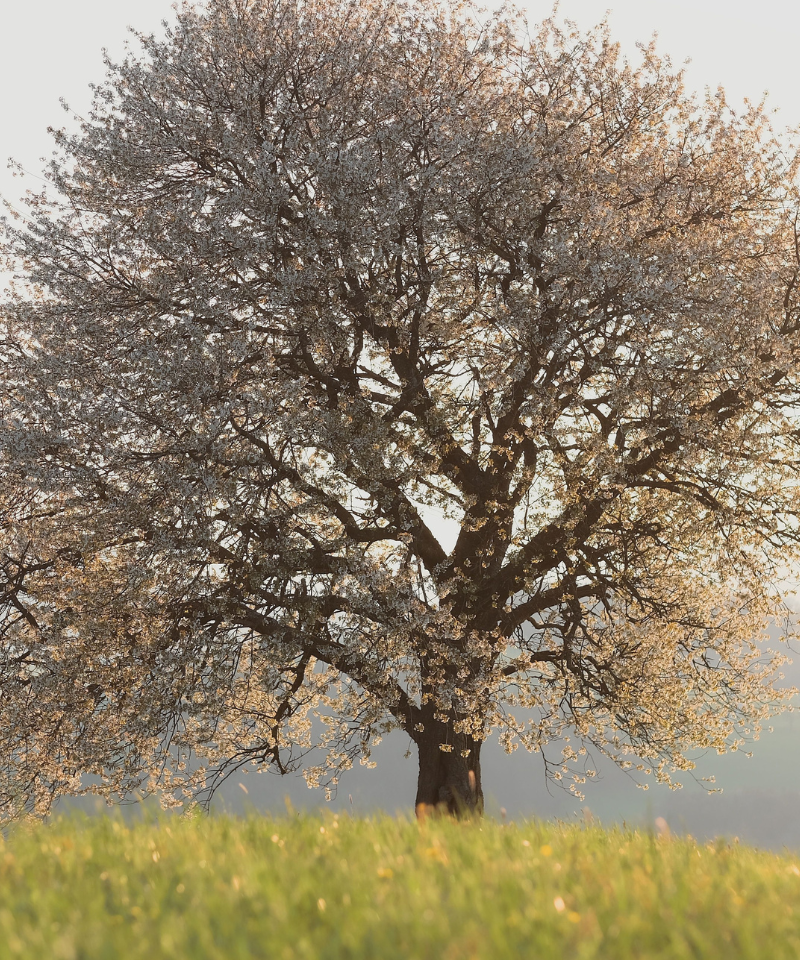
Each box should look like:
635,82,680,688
0,0,798,820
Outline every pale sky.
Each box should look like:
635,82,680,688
1,0,799,212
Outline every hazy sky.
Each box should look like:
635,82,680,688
2,0,799,211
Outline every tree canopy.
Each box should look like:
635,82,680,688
2,0,800,818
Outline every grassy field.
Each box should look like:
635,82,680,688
0,812,799,959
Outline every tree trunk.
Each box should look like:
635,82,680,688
414,720,483,818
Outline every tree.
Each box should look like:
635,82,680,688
1,0,800,820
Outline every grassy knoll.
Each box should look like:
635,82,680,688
0,812,799,959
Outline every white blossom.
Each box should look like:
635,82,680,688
0,0,798,819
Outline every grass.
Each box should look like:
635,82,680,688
0,812,799,959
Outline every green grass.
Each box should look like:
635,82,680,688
1,812,799,959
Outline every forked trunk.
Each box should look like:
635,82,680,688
414,722,483,818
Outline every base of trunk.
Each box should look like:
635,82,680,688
415,731,483,818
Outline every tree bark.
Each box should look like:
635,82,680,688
414,719,483,818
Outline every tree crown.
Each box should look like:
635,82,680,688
2,0,799,817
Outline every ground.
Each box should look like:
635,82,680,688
1,812,798,959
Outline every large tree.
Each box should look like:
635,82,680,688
1,0,799,818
